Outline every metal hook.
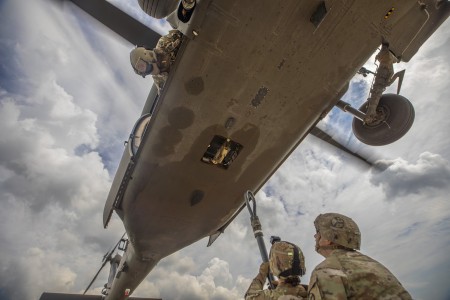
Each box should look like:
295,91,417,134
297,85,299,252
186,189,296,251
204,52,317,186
245,190,257,219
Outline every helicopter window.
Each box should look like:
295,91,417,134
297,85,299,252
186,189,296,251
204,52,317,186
128,114,151,158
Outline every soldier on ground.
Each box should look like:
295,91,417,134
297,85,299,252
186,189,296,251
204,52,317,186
129,29,183,93
245,241,308,300
308,212,412,299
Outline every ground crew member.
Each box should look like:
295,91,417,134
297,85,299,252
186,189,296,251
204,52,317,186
308,213,412,300
245,241,308,300
129,30,182,93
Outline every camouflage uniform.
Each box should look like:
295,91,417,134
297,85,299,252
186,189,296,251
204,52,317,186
152,29,183,93
245,275,307,300
155,29,183,70
308,213,412,300
129,30,183,93
308,249,412,300
245,242,308,300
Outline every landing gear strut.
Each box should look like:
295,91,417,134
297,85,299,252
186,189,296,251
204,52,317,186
336,43,415,146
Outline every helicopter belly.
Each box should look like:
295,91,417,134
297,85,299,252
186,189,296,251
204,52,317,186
110,0,419,260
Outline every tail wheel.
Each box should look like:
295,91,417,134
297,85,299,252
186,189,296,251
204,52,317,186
138,0,179,19
352,93,415,146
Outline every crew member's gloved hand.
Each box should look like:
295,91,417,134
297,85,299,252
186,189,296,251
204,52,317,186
259,262,270,276
255,262,270,285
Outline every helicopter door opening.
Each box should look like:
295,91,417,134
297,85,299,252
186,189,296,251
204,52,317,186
201,135,243,169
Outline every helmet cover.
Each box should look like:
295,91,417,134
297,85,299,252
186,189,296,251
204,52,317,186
130,47,158,77
269,241,306,278
314,213,361,250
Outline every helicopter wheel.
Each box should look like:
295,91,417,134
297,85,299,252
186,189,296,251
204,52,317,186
138,0,179,19
352,93,415,146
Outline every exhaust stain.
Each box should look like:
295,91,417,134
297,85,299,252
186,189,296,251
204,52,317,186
190,190,204,206
185,76,204,95
168,107,195,129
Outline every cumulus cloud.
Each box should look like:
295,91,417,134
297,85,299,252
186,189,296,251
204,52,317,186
0,0,132,298
0,90,107,212
1,1,450,300
371,152,450,198
0,247,76,299
133,256,245,300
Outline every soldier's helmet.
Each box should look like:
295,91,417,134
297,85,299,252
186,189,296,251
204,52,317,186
314,213,361,250
130,47,158,77
269,241,306,278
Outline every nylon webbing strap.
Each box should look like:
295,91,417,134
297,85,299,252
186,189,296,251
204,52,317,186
279,241,303,277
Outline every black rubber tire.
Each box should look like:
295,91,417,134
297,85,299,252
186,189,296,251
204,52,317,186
138,0,179,19
352,94,415,146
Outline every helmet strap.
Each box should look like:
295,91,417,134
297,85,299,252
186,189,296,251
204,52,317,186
279,241,304,277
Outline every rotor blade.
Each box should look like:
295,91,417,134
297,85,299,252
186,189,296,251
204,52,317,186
102,232,125,262
104,232,127,261
64,0,161,47
84,232,127,295
40,292,162,300
83,259,109,295
40,293,103,299
309,127,373,167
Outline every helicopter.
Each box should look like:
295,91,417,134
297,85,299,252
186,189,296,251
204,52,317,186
39,0,450,299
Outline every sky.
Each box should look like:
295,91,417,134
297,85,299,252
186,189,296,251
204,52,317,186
0,1,449,299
